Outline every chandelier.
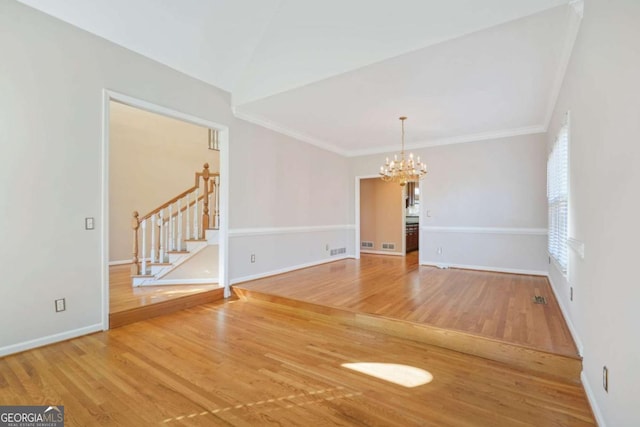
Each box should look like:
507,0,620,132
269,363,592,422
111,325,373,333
379,116,427,186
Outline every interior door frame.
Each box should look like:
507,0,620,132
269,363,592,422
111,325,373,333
354,175,406,259
100,90,230,330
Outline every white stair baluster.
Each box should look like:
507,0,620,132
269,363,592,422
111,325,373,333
214,175,220,229
151,213,156,263
186,192,191,240
194,187,199,239
168,204,173,251
177,198,183,251
158,210,164,263
172,202,177,251
141,219,147,275
208,186,212,229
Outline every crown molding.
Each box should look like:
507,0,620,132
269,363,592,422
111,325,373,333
232,108,349,156
345,125,547,157
233,108,547,158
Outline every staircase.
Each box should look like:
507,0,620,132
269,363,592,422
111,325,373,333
130,163,220,286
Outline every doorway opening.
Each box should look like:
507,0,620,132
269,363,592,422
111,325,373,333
101,91,229,330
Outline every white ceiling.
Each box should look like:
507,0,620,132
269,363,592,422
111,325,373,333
17,0,582,156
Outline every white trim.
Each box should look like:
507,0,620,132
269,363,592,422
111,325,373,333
567,237,585,259
139,278,220,286
108,259,133,266
230,255,353,285
233,108,349,156
360,250,404,257
547,268,584,355
234,112,551,158
421,226,547,235
102,90,232,318
101,90,110,331
348,125,546,157
229,224,355,238
581,371,607,427
218,126,230,297
0,323,103,357
420,261,547,276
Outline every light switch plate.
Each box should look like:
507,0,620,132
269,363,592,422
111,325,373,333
85,217,94,230
55,298,66,312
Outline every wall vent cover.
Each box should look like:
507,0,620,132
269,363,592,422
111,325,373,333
382,243,396,250
361,241,374,248
330,248,347,256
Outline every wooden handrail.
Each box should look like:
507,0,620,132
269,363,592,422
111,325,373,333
139,165,219,222
131,163,220,276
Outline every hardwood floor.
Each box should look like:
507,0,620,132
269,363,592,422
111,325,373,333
235,252,578,357
0,301,595,426
109,264,224,328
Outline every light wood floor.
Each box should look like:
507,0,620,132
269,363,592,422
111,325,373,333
236,252,578,357
0,301,595,426
110,265,220,313
109,264,224,328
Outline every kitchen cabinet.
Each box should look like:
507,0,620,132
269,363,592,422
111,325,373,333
406,223,419,253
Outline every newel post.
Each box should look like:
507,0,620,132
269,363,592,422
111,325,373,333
201,163,210,238
131,211,140,276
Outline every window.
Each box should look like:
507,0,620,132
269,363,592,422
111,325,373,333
547,112,570,272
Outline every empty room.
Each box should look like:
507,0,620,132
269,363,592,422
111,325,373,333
1,0,638,426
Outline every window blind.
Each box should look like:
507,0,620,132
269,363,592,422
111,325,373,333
547,113,569,272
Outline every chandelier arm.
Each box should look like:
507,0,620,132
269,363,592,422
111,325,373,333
378,116,427,186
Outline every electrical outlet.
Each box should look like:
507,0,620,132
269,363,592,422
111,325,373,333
436,247,443,255
55,298,66,312
603,366,608,392
325,244,329,251
85,217,95,230
250,254,256,263
570,287,574,301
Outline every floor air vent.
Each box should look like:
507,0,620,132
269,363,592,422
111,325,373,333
532,295,547,305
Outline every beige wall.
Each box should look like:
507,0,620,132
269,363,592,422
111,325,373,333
359,179,403,252
109,101,219,261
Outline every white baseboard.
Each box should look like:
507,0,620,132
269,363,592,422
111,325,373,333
360,250,404,256
581,371,607,427
109,259,133,266
0,323,103,357
139,278,220,286
420,261,547,276
231,256,351,285
547,273,584,355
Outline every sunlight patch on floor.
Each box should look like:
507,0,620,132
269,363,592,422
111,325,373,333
342,362,433,387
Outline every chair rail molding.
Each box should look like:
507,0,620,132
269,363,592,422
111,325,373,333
421,226,547,235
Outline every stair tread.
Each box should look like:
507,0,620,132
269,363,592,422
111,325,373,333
132,274,154,278
167,250,189,254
